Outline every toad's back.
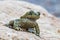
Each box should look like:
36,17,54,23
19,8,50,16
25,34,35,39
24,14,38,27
19,18,37,28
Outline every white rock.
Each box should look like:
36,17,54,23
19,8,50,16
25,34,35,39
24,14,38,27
0,1,60,40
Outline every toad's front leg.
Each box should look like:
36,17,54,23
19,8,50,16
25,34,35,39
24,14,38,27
34,23,40,37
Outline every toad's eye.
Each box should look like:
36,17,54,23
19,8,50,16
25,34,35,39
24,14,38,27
28,11,34,15
37,12,40,15
28,12,32,15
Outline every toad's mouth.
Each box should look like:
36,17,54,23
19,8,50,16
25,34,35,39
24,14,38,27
26,15,40,20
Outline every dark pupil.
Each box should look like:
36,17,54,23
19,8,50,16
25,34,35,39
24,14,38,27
37,12,40,15
29,11,34,15
29,12,32,15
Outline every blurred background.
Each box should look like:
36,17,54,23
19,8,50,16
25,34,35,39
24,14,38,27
22,0,60,17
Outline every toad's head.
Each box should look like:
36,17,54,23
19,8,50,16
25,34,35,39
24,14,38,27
21,10,40,20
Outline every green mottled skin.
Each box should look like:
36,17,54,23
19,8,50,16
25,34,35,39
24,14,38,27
9,10,40,36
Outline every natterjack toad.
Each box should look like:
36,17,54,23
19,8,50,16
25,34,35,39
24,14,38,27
8,10,40,36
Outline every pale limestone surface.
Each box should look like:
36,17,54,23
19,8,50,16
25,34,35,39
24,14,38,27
0,1,60,40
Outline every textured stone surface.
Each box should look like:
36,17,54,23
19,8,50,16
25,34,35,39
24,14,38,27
0,1,60,40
